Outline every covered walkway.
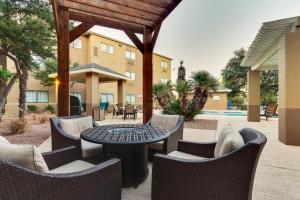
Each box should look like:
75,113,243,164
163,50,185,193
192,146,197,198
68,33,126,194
242,16,300,145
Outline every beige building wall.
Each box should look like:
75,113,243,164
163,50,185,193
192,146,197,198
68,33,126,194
2,32,172,115
204,92,229,110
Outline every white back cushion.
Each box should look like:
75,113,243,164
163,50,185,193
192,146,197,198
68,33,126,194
59,116,93,138
0,136,9,144
151,114,179,131
214,125,244,157
218,133,244,156
0,143,49,172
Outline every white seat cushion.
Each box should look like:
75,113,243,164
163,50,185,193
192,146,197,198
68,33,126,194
81,139,103,158
151,114,179,131
0,142,49,172
0,136,9,144
59,116,93,138
168,151,208,161
50,160,95,174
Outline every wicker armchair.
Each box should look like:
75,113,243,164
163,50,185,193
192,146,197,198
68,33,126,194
50,116,98,151
147,115,184,159
0,146,121,200
152,128,267,200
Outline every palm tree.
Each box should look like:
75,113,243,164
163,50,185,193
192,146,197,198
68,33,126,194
153,81,173,110
175,80,192,114
191,70,218,110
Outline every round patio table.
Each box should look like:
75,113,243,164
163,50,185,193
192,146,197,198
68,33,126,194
80,124,169,188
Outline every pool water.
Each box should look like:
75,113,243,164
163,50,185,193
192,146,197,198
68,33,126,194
203,111,247,116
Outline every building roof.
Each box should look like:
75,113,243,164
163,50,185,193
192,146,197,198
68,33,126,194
188,86,232,94
49,63,130,82
85,31,173,60
241,16,300,69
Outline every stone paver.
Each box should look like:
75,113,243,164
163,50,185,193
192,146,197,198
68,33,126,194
39,113,300,200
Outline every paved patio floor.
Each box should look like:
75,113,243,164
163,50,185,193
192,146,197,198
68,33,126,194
39,113,300,200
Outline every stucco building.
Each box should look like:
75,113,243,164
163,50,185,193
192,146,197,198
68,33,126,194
1,32,172,115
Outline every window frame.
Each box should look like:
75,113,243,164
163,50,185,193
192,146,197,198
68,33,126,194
125,50,136,60
100,93,114,103
100,42,114,55
161,60,168,68
126,94,136,104
125,72,136,80
26,90,49,103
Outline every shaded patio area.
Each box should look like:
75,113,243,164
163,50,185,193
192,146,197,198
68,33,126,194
38,114,300,200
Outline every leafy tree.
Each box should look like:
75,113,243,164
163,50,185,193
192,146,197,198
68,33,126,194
34,59,57,86
191,70,218,111
0,0,56,118
152,80,173,110
261,70,278,96
221,48,251,97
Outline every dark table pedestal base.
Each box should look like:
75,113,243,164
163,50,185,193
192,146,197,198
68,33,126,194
104,144,148,188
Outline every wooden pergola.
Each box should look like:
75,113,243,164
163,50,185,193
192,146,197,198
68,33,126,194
51,0,182,123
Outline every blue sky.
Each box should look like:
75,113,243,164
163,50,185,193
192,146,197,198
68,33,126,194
92,0,300,80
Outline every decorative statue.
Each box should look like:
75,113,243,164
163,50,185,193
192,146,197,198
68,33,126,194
177,60,186,81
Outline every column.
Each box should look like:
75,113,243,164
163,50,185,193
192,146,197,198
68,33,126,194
57,8,70,117
86,72,99,115
247,70,261,122
118,80,125,106
143,27,153,124
278,31,300,146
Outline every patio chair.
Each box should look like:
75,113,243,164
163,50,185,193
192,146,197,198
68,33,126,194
261,104,278,120
147,114,184,159
123,105,137,120
152,127,267,200
50,116,103,159
113,104,123,118
0,143,121,200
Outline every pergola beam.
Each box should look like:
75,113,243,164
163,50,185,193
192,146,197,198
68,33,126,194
58,0,156,27
69,23,94,43
69,10,144,34
124,31,144,53
151,23,161,51
60,0,162,22
101,0,167,15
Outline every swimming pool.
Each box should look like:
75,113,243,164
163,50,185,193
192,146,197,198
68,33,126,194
203,111,247,116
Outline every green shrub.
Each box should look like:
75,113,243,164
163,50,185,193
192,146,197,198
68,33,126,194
261,93,278,106
27,105,38,113
240,105,247,111
163,99,201,121
44,105,55,114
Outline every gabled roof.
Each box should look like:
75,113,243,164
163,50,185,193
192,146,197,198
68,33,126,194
242,16,300,68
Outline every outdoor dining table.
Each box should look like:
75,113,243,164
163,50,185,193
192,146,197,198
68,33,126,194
80,124,169,188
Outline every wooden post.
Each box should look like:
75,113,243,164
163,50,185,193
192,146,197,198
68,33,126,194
143,27,153,124
57,8,70,117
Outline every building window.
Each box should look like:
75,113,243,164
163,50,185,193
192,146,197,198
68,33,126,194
26,91,49,103
100,43,114,54
125,72,136,80
93,47,98,57
126,94,136,104
161,78,168,83
71,92,82,103
125,50,136,60
70,39,82,49
161,61,168,68
100,93,114,103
